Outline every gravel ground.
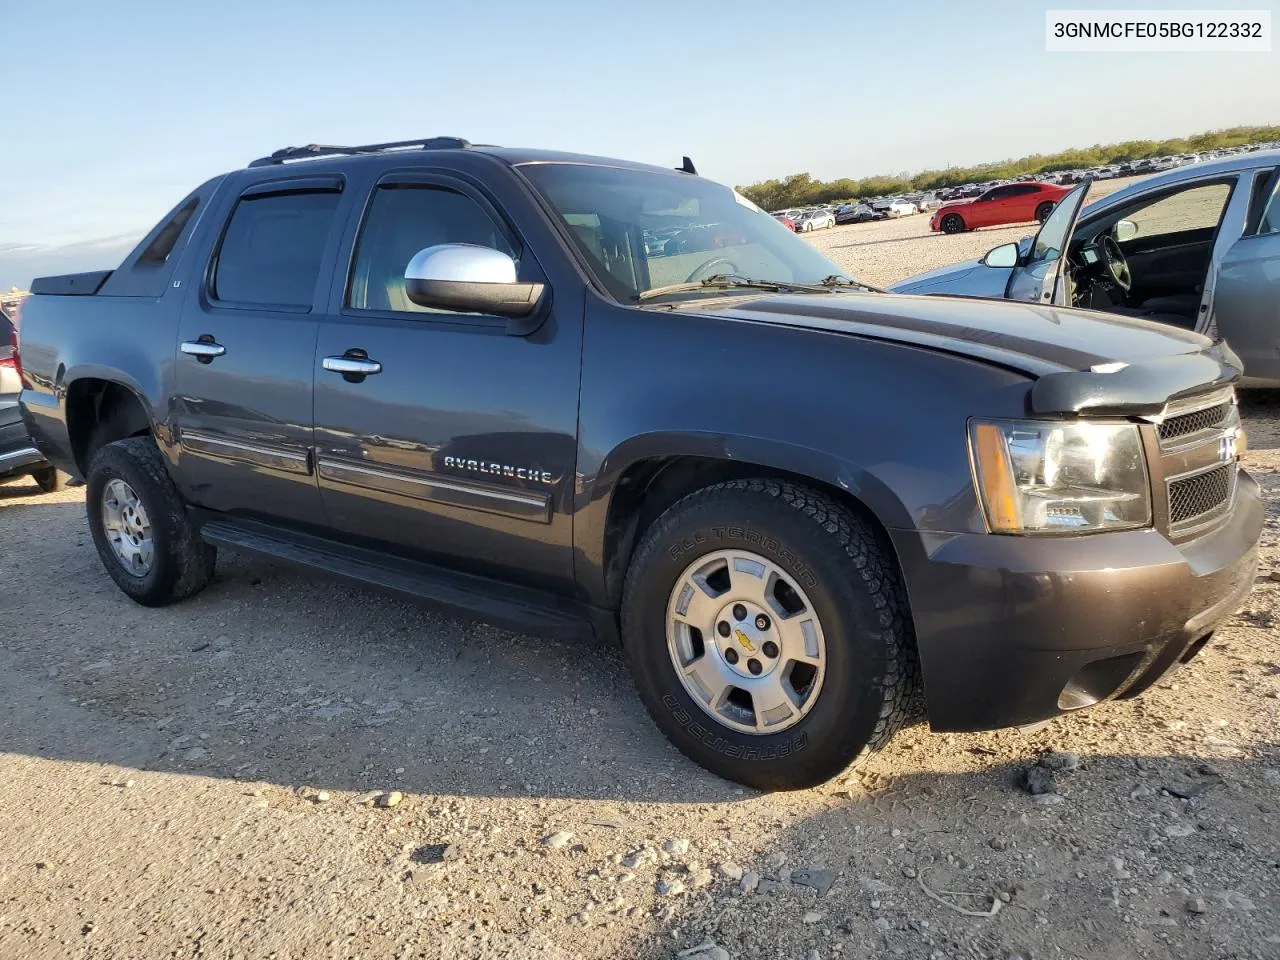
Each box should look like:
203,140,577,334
804,178,1141,288
1,198,1277,958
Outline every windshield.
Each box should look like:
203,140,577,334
519,163,850,300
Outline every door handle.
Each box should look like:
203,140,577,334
323,355,382,376
180,338,226,363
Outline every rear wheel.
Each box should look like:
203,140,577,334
86,436,216,606
1035,201,1056,223
621,479,917,790
941,213,965,234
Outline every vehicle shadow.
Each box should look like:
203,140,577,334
0,518,748,804
634,748,1280,960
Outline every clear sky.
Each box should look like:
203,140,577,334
1,0,1276,289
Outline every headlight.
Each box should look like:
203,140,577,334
969,419,1151,534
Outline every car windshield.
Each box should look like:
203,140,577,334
519,163,851,301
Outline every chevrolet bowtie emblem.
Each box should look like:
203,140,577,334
1218,432,1238,462
733,629,756,653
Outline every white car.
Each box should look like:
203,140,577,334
794,210,835,232
879,199,918,218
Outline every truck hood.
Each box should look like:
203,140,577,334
690,291,1241,416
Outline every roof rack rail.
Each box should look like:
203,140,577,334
248,137,474,168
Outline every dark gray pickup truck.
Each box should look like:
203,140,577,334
18,137,1264,789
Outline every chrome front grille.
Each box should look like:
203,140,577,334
1168,463,1236,528
1155,387,1240,537
1158,401,1233,445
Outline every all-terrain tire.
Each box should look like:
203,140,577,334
621,479,918,790
30,467,67,493
86,436,216,607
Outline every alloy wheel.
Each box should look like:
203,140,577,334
101,478,154,576
665,549,827,734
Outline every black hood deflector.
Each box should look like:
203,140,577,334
1029,339,1242,417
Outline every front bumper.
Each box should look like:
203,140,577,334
892,469,1264,732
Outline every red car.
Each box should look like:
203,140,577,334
772,213,797,232
929,181,1071,234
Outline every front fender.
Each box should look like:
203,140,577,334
891,260,1012,297
594,430,916,530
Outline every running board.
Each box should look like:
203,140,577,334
199,518,596,641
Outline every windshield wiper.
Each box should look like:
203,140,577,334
636,274,837,302
821,274,887,294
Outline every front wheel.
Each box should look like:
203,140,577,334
86,436,216,607
1035,201,1056,223
941,213,965,234
621,479,917,790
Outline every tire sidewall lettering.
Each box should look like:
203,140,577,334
661,694,809,761
666,522,817,589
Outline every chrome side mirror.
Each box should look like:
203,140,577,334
404,244,546,332
983,242,1020,268
1114,219,1139,242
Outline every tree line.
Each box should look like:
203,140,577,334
737,124,1280,211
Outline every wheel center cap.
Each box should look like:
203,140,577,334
713,601,780,678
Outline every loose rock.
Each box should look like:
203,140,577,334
1218,890,1256,911
740,870,760,893
689,867,713,888
622,847,656,869
802,910,824,924
1186,897,1208,914
1020,765,1056,795
663,838,691,856
1040,750,1080,772
656,877,685,897
718,860,744,881
791,867,837,896
541,831,574,850
375,791,403,808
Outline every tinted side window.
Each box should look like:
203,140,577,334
213,191,340,307
139,197,199,265
347,185,514,313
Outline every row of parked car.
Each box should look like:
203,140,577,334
772,196,933,231
771,144,1280,234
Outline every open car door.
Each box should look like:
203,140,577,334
1004,178,1092,305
